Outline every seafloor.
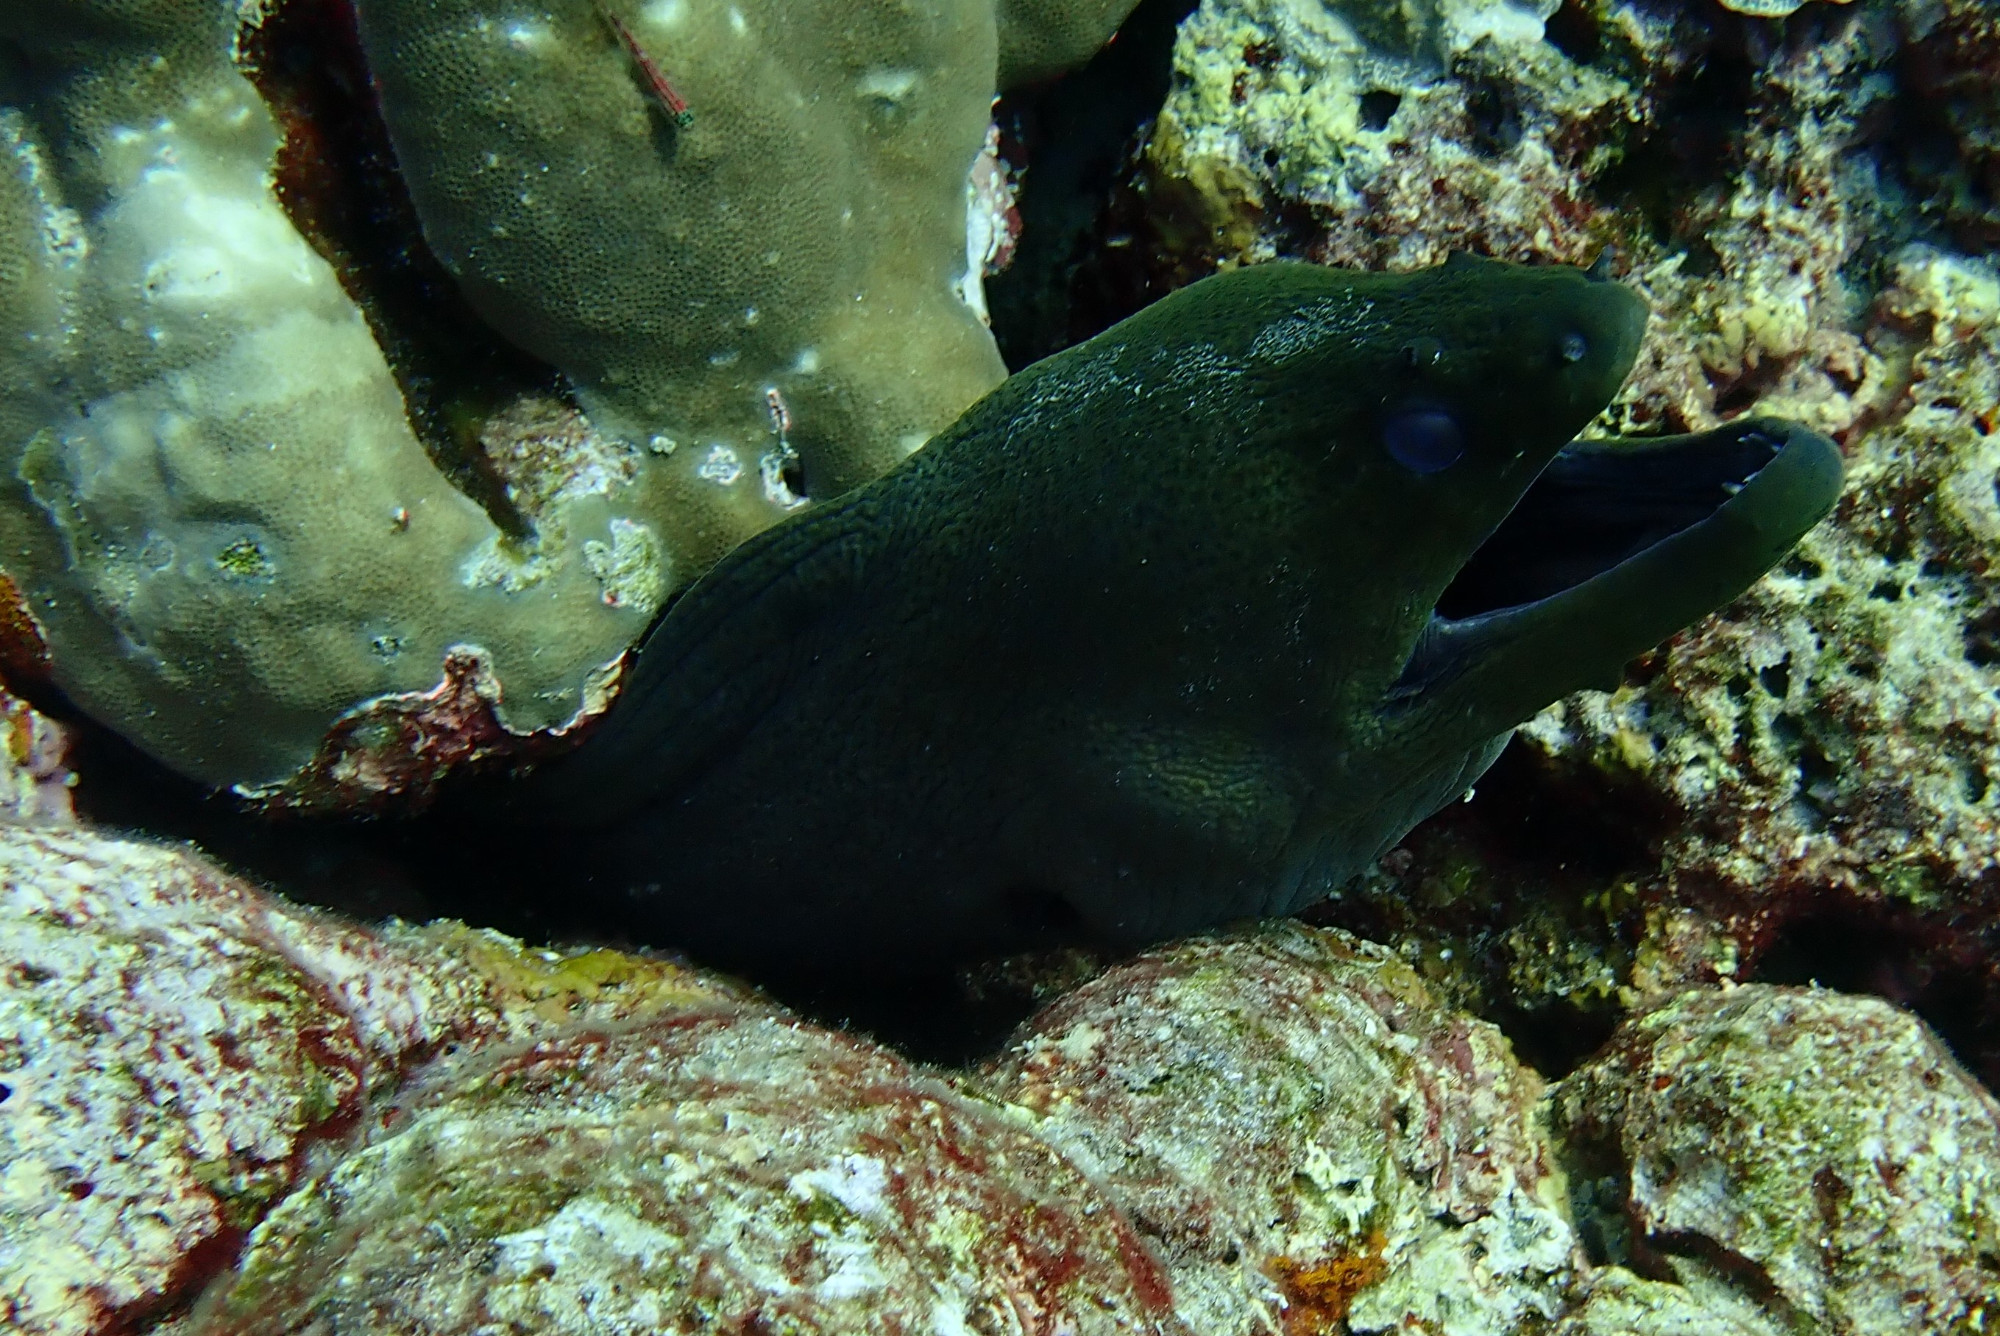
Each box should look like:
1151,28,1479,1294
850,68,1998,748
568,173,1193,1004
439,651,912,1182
4,0,2000,1331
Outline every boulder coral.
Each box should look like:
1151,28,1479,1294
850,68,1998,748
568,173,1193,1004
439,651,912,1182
0,0,1138,804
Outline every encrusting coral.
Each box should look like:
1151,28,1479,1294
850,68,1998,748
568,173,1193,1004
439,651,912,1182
0,0,1139,804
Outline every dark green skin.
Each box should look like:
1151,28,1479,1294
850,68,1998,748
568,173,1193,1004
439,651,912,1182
533,257,1841,974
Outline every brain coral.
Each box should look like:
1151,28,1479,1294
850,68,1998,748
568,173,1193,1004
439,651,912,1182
0,0,1140,803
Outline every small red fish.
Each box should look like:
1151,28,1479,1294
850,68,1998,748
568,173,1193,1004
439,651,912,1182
596,5,695,128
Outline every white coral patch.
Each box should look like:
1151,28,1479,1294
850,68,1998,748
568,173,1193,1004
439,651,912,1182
640,0,687,28
759,450,807,509
789,1154,890,1219
696,443,743,485
581,517,666,613
460,534,550,592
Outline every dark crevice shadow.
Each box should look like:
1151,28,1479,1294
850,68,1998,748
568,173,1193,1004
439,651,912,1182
1751,905,2000,1093
986,0,1200,369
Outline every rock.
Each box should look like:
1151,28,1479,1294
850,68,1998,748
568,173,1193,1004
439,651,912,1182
189,1011,1183,1335
1552,983,2000,1333
11,829,1999,1335
0,821,743,1336
982,923,1584,1335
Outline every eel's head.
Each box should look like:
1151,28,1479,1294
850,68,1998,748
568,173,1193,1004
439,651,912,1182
1284,254,1841,751
1163,255,1841,753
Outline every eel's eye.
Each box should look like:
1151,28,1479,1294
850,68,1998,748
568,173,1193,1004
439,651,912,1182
1401,337,1445,372
1384,406,1464,474
1559,331,1589,363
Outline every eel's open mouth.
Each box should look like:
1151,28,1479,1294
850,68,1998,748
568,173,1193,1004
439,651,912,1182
1439,417,1821,620
1389,416,1844,715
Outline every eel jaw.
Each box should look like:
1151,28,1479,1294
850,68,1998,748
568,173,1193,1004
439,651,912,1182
1386,416,1845,738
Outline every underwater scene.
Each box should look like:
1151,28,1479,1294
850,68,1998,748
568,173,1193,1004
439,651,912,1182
3,0,2000,1329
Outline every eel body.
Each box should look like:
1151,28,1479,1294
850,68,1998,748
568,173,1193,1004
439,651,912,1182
524,257,1843,975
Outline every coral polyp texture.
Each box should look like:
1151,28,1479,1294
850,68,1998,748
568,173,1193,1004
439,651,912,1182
12,841,1996,1336
0,0,1138,802
352,0,1007,514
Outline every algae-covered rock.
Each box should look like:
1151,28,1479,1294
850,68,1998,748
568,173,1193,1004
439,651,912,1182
982,923,1585,1335
1556,1266,1787,1336
1521,243,2000,907
1147,0,1639,270
1139,0,2000,1061
1553,984,2000,1333
13,830,1999,1335
0,819,744,1336
190,1011,1185,1336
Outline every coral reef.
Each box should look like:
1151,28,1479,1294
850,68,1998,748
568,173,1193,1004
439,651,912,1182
1553,983,2000,1332
1508,244,2000,989
0,0,1141,803
1117,0,2000,1079
352,0,1006,510
13,839,1996,1335
191,1013,1183,1335
1147,0,1637,272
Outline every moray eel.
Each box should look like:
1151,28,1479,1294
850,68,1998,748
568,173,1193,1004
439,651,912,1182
524,256,1842,975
